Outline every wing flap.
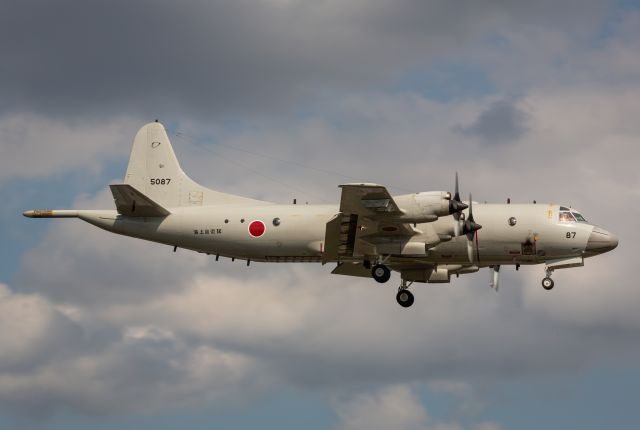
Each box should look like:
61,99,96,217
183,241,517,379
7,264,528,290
110,184,171,217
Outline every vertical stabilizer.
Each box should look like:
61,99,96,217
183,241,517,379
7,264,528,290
124,122,265,208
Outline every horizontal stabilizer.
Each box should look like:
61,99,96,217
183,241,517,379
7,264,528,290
110,184,170,217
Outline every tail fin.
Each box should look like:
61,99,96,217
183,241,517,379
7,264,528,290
123,122,264,208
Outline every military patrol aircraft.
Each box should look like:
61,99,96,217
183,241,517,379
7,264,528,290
24,122,618,307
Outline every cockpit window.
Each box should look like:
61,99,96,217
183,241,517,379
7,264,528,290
559,206,570,211
559,211,576,222
572,212,587,222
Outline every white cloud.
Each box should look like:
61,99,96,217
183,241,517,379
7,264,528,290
332,385,499,430
0,284,268,419
0,284,81,373
333,385,456,430
0,113,139,183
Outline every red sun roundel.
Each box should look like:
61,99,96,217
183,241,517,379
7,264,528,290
248,220,265,237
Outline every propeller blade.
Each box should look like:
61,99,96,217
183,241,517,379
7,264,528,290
450,172,468,216
467,238,474,262
451,173,467,236
463,194,482,237
463,194,482,262
490,265,500,291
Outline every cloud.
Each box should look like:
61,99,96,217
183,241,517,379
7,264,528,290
472,423,502,430
332,385,451,430
454,99,530,145
333,385,430,430
0,284,268,420
0,113,138,183
332,385,500,430
0,0,609,119
0,284,81,373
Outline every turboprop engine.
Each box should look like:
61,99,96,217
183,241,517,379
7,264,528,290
393,191,466,224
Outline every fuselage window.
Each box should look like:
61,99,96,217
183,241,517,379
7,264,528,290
559,211,576,222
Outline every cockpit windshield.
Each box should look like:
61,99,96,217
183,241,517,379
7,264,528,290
559,211,575,222
559,206,588,223
572,212,587,222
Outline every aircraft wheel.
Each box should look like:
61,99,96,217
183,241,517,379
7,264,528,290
396,290,414,308
372,264,391,283
542,277,554,290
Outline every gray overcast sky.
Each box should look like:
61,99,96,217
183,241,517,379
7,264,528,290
1,1,639,429
1,0,607,118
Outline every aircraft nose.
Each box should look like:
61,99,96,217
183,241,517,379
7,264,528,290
585,227,618,254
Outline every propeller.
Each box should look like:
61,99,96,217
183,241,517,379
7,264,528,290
462,193,482,262
449,172,468,236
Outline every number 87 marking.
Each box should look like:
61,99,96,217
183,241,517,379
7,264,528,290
566,232,576,238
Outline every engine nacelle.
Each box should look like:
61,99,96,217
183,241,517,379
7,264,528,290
393,191,453,223
428,267,451,283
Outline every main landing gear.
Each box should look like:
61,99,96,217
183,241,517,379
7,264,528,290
542,267,555,290
396,280,414,308
367,261,413,307
371,264,391,283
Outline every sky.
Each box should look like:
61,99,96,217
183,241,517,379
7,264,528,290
1,0,640,429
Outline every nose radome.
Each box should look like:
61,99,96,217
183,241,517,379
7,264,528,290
585,227,618,254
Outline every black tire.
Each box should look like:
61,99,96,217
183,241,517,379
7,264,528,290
542,277,554,290
372,264,391,283
396,290,414,308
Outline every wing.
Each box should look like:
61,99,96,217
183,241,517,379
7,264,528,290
110,184,171,217
338,183,416,236
338,183,403,216
323,183,439,263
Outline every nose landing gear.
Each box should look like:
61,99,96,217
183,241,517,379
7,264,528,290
396,280,414,307
542,268,555,290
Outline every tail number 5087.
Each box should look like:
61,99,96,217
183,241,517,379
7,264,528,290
150,178,171,185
